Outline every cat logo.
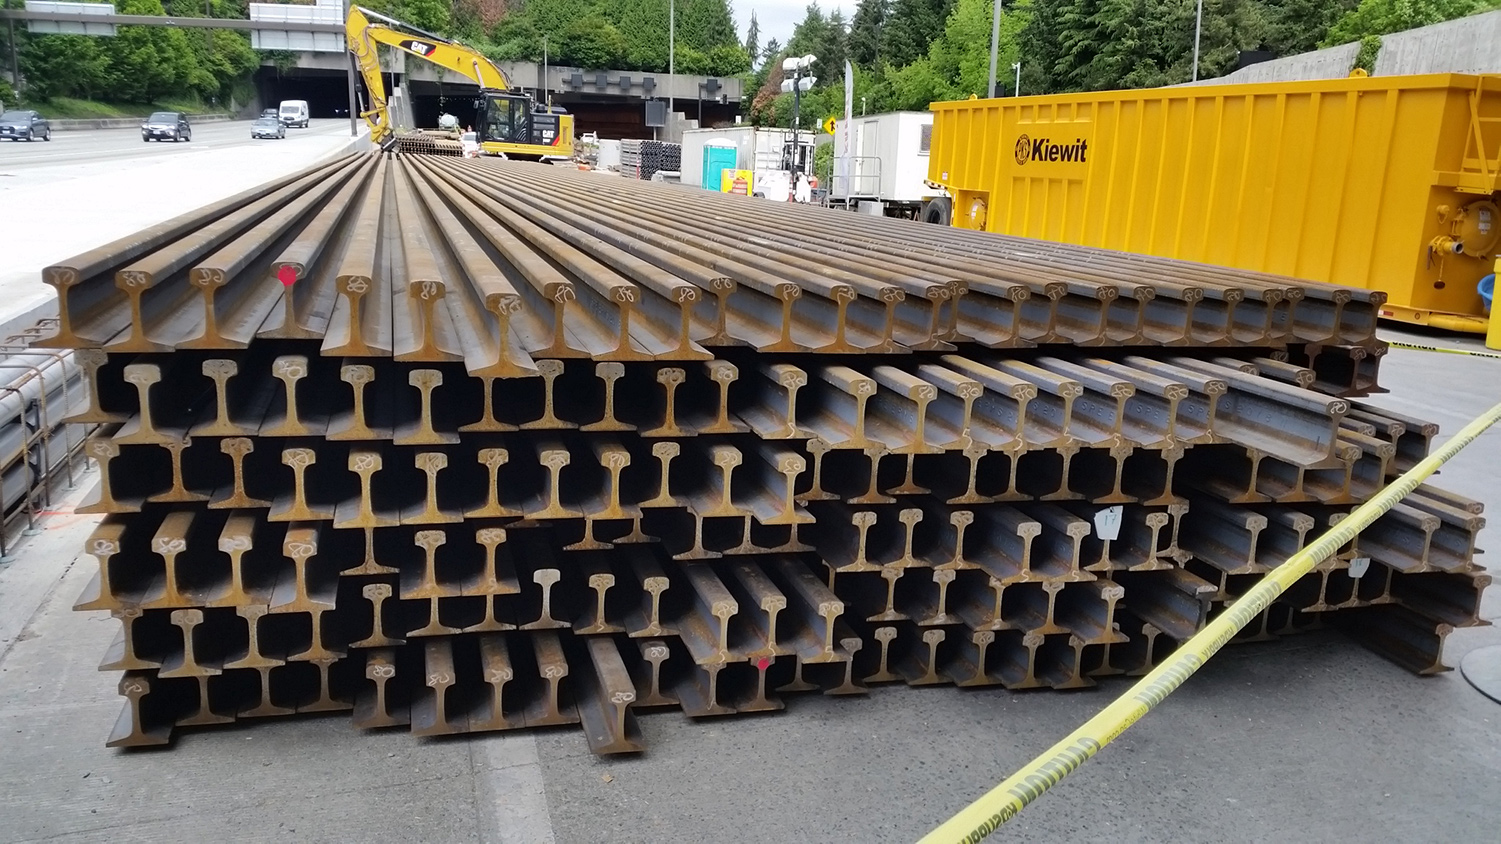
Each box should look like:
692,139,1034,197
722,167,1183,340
1014,134,1032,165
400,39,436,57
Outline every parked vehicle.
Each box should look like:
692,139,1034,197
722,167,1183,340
251,117,286,139
278,100,310,128
828,111,936,218
142,111,191,142
0,110,50,142
460,131,479,157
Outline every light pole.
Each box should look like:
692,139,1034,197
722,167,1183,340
1013,61,1021,96
669,0,674,116
780,54,817,131
542,35,548,106
780,54,816,175
987,0,1001,98
1191,0,1203,81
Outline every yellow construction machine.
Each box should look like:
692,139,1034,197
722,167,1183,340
346,5,574,159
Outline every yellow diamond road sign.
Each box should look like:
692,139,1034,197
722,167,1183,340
822,116,837,135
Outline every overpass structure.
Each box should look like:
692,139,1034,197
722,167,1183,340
264,51,743,140
2,3,742,140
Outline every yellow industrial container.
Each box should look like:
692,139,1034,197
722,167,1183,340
928,74,1501,332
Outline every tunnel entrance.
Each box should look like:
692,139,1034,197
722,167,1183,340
254,67,358,118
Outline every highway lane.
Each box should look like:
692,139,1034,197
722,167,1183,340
0,118,359,172
0,118,367,332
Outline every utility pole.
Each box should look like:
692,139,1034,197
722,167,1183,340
1191,0,1203,82
344,0,358,136
987,0,1001,98
668,0,674,118
542,35,548,106
780,55,816,174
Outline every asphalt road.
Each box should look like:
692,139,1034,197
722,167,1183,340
0,117,360,172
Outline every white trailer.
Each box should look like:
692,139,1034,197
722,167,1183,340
831,111,937,217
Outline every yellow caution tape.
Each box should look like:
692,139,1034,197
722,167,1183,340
1387,340,1501,360
922,398,1501,844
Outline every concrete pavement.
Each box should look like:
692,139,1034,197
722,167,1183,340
0,333,1495,843
0,119,368,336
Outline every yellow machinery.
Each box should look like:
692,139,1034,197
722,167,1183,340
347,5,574,159
926,74,1501,332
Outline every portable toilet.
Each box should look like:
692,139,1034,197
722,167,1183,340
702,143,737,191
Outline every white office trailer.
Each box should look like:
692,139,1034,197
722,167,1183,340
830,111,938,217
679,126,817,200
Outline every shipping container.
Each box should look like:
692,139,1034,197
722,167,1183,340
830,111,938,215
927,74,1501,331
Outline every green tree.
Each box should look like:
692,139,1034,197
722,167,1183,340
744,11,760,63
1323,0,1495,46
558,15,628,68
824,10,850,76
848,0,888,68
1263,0,1358,55
882,0,1028,108
397,0,454,34
881,0,953,67
605,0,671,70
18,35,112,100
487,13,544,62
786,4,831,59
526,0,595,40
104,0,201,102
678,0,741,52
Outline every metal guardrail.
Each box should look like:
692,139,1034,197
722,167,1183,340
829,156,883,201
0,319,92,562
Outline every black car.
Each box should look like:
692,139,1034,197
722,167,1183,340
142,111,191,142
0,110,50,142
260,108,278,119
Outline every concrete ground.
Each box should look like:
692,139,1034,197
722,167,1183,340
0,119,367,336
0,137,1495,840
0,331,1493,843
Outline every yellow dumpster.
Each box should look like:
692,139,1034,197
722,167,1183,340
927,74,1501,332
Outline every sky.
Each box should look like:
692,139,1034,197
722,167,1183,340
735,0,860,58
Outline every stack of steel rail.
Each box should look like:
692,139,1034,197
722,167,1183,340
41,151,1486,752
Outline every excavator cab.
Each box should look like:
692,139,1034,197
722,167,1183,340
477,93,565,154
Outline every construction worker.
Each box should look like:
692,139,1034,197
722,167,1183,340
794,172,812,204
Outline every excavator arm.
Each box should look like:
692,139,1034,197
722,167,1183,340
346,4,573,158
346,5,512,146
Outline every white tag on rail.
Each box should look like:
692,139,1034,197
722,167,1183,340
1094,506,1123,541
1348,557,1371,579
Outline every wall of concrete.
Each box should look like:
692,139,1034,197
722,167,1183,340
272,52,741,102
1375,9,1501,75
1182,43,1358,86
1187,9,1501,87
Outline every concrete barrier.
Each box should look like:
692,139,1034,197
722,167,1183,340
50,113,237,132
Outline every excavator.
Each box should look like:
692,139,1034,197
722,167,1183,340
346,5,574,159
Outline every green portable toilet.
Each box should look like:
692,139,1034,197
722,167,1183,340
702,144,737,191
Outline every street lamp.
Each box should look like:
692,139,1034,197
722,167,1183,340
780,54,817,132
987,0,1002,98
1191,0,1203,81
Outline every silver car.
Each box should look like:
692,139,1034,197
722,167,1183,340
251,117,286,139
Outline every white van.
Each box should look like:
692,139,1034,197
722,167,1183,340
278,100,309,128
